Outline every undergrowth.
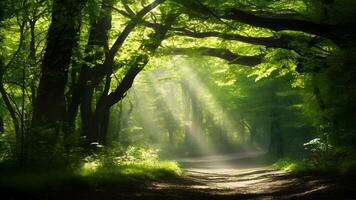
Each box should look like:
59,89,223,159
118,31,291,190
0,146,182,191
273,138,356,175
273,157,356,175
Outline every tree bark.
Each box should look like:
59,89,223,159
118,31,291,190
32,0,86,128
75,0,166,143
86,14,176,144
67,0,113,132
173,28,293,49
0,115,3,134
0,57,21,155
221,8,340,40
164,47,264,66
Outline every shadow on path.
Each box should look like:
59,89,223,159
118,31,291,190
2,152,355,199
145,151,356,200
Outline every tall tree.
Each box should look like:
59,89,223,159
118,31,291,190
32,0,87,128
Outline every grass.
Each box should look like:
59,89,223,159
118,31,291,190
0,145,183,192
0,160,182,192
273,157,312,172
81,161,182,185
273,156,356,175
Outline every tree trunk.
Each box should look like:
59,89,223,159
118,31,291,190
67,1,113,130
0,57,21,156
191,90,202,140
268,117,283,156
32,0,85,128
0,115,3,134
267,82,283,156
87,102,110,144
86,14,176,145
88,75,112,144
29,20,37,109
181,80,192,148
0,83,21,155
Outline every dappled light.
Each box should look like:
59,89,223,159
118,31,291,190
117,58,250,157
0,0,355,199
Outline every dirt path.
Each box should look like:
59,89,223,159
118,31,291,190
3,152,355,200
144,152,356,200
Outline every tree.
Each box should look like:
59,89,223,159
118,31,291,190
0,0,355,167
32,0,87,128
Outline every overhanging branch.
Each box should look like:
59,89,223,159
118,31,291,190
221,8,339,39
164,47,263,66
172,27,292,49
89,0,166,86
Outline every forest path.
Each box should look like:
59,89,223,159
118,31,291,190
143,152,355,200
4,152,355,200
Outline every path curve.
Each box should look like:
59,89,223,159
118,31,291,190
146,152,355,200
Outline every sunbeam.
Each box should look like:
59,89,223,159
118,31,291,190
122,57,254,159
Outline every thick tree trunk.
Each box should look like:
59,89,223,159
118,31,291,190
87,66,144,144
72,0,165,143
27,0,86,168
88,75,112,144
66,1,112,131
87,102,110,144
32,0,85,128
80,84,95,136
86,14,175,145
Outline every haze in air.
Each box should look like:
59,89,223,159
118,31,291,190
0,0,355,199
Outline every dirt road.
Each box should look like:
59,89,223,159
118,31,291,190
3,152,355,199
145,152,355,200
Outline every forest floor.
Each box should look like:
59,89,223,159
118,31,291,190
145,151,356,200
3,152,356,200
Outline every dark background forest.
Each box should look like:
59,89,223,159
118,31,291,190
0,0,355,199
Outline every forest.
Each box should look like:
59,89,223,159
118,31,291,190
0,0,355,199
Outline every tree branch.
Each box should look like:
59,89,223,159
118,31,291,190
221,8,339,39
105,15,177,107
89,0,166,85
172,27,292,49
163,47,263,66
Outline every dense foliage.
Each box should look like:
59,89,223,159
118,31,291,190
0,0,355,178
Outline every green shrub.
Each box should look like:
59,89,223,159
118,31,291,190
274,137,356,174
0,146,182,191
79,145,182,183
273,157,312,172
